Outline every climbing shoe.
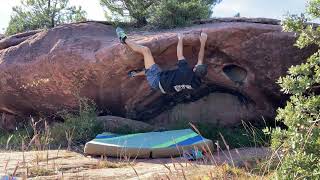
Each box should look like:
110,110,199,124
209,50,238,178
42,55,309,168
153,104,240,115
116,27,127,44
128,68,145,78
128,70,137,78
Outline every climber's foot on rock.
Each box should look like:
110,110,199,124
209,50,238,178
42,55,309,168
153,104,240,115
128,68,145,78
116,27,127,44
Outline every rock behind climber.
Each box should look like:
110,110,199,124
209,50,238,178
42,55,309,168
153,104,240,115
116,27,208,94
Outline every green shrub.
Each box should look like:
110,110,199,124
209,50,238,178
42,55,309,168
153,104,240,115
169,120,270,149
269,0,320,179
196,122,270,149
0,128,29,150
50,98,103,147
149,0,215,28
101,0,219,28
100,0,157,26
0,97,103,150
6,0,86,35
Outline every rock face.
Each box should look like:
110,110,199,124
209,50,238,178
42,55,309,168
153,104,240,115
96,116,154,133
0,18,315,128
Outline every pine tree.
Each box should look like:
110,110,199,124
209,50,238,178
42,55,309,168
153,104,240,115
6,0,87,35
100,0,156,26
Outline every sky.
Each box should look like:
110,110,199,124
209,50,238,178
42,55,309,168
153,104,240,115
0,0,308,34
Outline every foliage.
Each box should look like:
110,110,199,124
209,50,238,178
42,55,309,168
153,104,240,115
100,0,156,26
5,0,87,35
50,97,103,147
197,122,270,149
269,0,320,179
0,127,30,150
101,0,220,28
149,0,220,28
29,167,55,177
169,120,270,149
0,97,102,150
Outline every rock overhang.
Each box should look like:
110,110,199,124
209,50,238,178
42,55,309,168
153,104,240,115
0,18,316,128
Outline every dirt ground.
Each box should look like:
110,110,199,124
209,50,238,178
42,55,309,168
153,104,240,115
0,147,271,179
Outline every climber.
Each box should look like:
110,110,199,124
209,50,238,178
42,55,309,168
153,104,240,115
116,27,208,94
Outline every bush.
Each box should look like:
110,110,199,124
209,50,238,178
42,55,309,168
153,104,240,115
102,0,220,28
0,97,103,150
6,0,86,35
269,0,320,178
0,128,29,150
50,98,103,147
100,0,156,27
149,0,215,28
169,120,270,149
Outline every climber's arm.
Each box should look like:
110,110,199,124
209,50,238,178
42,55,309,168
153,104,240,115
196,32,208,66
177,33,185,61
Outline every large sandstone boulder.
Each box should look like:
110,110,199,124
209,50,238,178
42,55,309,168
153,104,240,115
0,18,315,128
96,116,154,133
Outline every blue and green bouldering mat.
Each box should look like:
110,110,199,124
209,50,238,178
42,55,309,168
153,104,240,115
84,129,213,158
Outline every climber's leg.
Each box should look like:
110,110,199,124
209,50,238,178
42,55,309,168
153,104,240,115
116,27,160,90
126,40,161,89
125,40,156,69
116,27,156,69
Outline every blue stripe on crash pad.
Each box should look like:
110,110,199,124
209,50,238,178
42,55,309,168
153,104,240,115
169,135,204,147
95,134,119,139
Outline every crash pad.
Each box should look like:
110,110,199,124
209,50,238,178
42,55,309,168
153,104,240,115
84,129,213,158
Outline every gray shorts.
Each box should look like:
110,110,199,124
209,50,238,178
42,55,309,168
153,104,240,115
145,64,161,90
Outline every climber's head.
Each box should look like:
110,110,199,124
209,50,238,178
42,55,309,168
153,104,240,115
193,64,208,78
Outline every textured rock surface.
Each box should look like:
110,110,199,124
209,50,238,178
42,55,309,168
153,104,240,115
97,116,154,133
0,18,315,128
0,113,16,131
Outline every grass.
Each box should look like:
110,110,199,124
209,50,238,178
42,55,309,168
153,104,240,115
0,148,276,179
0,96,279,179
222,164,272,179
168,120,271,149
0,107,272,155
93,160,131,169
29,167,55,177
199,122,270,149
154,161,274,180
0,98,104,151
0,127,30,150
1,94,271,152
0,123,278,179
50,98,103,148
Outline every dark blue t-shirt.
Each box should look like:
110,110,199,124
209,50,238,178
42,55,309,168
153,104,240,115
159,60,201,93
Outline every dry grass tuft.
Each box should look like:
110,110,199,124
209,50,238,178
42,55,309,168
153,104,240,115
29,167,55,177
93,160,130,169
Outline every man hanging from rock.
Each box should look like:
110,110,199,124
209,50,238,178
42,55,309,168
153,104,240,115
116,27,208,94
